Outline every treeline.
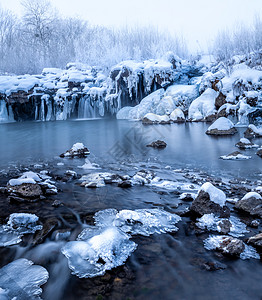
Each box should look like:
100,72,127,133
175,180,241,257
212,15,262,61
0,0,188,74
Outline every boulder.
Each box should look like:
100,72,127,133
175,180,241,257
142,113,170,124
244,125,262,139
235,192,262,216
215,92,227,110
248,233,262,249
60,143,90,158
257,148,262,158
146,140,167,148
235,138,258,149
7,183,43,202
190,182,230,217
206,117,237,136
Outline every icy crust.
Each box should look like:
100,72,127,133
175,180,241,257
62,227,137,278
204,235,259,260
199,182,226,207
7,213,42,234
62,209,181,278
0,213,42,247
0,258,49,299
188,88,218,121
207,117,234,131
196,213,249,237
94,209,182,236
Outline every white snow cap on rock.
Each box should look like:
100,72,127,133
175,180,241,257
188,88,218,121
143,113,169,123
207,117,235,131
241,192,262,201
72,143,85,151
170,108,185,121
199,182,226,207
8,171,41,186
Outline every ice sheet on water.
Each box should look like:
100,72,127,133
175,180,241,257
94,209,181,236
7,213,43,234
0,258,49,299
62,226,137,278
0,213,42,247
196,213,249,237
204,235,259,260
0,226,22,247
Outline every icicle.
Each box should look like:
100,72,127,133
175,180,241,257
0,100,13,123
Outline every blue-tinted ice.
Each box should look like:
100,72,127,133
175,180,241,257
0,258,49,299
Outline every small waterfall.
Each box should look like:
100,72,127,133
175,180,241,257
78,96,99,119
0,100,14,123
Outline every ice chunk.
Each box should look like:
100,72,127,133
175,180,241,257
62,226,137,278
199,182,226,207
94,209,181,236
204,235,259,260
78,158,99,170
196,213,249,237
7,213,42,234
0,258,49,299
241,192,262,201
0,226,22,247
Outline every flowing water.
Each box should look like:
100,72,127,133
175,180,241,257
0,119,262,300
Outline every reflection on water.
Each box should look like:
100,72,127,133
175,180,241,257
0,119,261,178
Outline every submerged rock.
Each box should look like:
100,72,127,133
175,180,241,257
60,142,90,158
235,192,262,216
206,117,237,136
146,140,167,148
190,182,230,217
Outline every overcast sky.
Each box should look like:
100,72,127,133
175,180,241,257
1,0,262,51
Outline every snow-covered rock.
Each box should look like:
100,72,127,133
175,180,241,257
188,88,218,121
206,117,237,135
196,213,248,237
244,124,262,139
142,113,170,124
7,213,42,234
204,235,259,259
235,192,262,216
190,182,229,217
170,108,185,122
220,151,251,160
235,138,259,149
60,142,90,158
